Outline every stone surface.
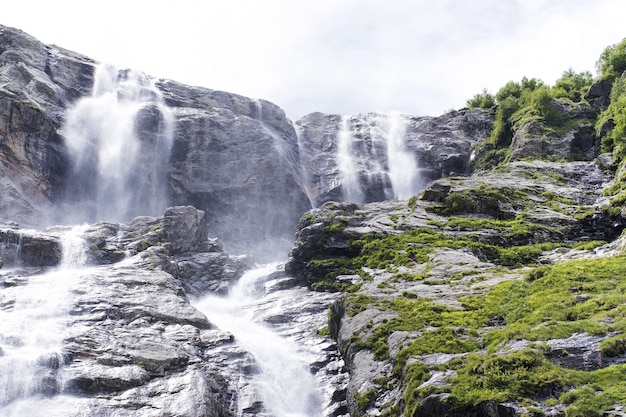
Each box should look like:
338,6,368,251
0,227,61,267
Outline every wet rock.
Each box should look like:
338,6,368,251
163,205,208,253
0,228,61,267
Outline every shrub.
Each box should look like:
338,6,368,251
552,68,593,102
596,37,626,80
466,88,496,109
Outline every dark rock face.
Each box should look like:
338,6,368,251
160,81,312,256
0,26,95,226
507,119,598,163
0,227,62,267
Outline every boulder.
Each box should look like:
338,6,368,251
163,205,208,253
0,227,61,267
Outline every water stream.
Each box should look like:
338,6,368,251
383,112,420,199
60,64,174,223
194,263,340,417
0,225,89,415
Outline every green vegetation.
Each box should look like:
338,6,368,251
596,38,626,81
426,183,529,217
466,88,496,109
469,67,595,170
396,253,626,416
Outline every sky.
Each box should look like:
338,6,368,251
3,1,626,120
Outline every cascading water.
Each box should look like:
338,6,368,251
334,112,422,202
383,112,420,199
0,225,88,415
59,64,174,223
194,264,332,417
337,115,363,203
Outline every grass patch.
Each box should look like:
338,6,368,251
398,253,626,415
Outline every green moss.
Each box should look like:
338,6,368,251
355,388,377,412
600,334,626,357
395,253,626,415
427,183,530,217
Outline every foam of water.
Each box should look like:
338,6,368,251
59,64,174,223
194,264,323,417
0,225,88,414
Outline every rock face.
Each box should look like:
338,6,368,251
0,26,93,226
159,80,312,256
0,226,62,267
285,107,626,416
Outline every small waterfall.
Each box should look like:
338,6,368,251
60,64,174,223
337,116,363,203
0,225,88,414
384,112,420,199
194,264,325,417
333,113,421,203
294,123,317,208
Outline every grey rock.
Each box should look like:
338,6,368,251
507,119,598,162
0,227,61,267
161,81,312,255
163,205,208,253
585,78,613,110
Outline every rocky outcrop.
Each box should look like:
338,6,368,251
287,152,626,416
0,205,351,416
0,225,62,267
0,206,251,416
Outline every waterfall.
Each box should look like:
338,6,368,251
337,116,363,203
294,123,317,208
0,225,88,415
333,113,421,203
194,264,326,417
383,112,420,199
60,64,174,223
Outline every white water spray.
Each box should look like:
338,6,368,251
0,225,88,413
194,264,324,417
60,64,174,223
383,112,420,199
337,116,363,203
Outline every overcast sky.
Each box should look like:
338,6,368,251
3,1,626,120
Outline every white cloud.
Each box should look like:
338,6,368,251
3,0,626,120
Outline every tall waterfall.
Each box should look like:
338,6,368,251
60,64,174,223
0,226,88,415
334,113,421,203
383,112,420,200
337,115,363,203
